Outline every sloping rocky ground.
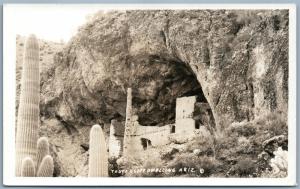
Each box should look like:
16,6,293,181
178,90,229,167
16,9,289,177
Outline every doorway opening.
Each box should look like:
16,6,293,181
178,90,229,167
141,138,152,150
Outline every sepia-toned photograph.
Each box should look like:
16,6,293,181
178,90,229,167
3,4,296,186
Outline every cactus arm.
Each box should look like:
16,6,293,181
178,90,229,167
36,137,50,170
36,155,54,177
21,157,35,177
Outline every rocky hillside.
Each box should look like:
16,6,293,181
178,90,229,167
16,10,289,177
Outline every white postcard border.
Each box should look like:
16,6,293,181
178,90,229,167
3,3,297,186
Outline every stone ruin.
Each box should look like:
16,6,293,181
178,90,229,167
108,120,124,158
108,88,215,159
175,96,197,135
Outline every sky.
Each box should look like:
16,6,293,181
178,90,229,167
5,5,102,42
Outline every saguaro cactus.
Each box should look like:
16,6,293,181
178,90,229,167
16,34,40,176
36,137,50,169
37,155,54,177
88,124,108,177
21,157,35,177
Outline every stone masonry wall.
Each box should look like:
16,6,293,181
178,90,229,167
136,124,173,147
175,96,197,135
109,119,124,158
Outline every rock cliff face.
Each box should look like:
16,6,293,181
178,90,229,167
16,10,289,176
44,10,288,129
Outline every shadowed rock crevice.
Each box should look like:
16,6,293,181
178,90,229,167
128,56,208,126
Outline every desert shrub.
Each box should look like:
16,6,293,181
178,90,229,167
185,127,214,156
117,156,143,171
250,111,288,153
231,158,256,177
215,135,255,177
168,153,220,177
214,132,237,159
254,112,287,137
226,121,256,137
215,125,256,176
214,111,287,177
236,136,252,154
160,148,179,160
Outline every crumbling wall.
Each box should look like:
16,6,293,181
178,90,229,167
123,120,173,156
175,96,197,135
108,120,124,158
123,88,138,157
136,124,173,147
122,92,205,158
